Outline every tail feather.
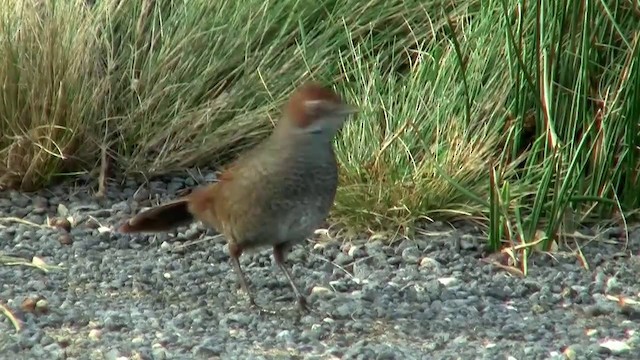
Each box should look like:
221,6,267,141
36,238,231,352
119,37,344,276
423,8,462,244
118,199,194,233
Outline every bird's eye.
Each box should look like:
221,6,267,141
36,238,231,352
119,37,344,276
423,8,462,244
303,100,328,114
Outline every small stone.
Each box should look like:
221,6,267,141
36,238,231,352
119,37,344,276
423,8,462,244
531,304,545,314
31,207,47,216
334,253,352,266
193,338,223,357
311,286,333,298
183,228,202,240
313,243,327,251
377,350,398,360
129,351,146,360
21,297,37,313
0,198,11,208
104,349,123,360
151,343,169,360
276,330,293,343
83,218,101,229
563,346,577,360
167,181,183,193
111,201,130,213
459,234,479,250
401,246,421,259
419,257,442,270
333,303,353,318
87,209,112,218
347,245,366,258
32,196,49,213
42,343,64,359
56,203,69,217
58,233,73,245
605,276,621,293
364,240,385,253
599,339,631,354
220,312,248,327
387,256,402,265
301,329,321,341
437,277,458,286
51,217,72,232
583,304,615,317
10,191,30,207
29,215,46,225
12,207,29,218
89,329,102,340
592,271,607,291
71,204,100,212
35,298,49,313
133,188,150,202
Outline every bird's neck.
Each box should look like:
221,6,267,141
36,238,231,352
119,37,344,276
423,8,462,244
272,121,337,146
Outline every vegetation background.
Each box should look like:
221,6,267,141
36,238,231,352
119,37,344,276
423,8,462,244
1,0,639,261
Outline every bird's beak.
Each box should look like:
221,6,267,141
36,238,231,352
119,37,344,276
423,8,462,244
340,104,359,117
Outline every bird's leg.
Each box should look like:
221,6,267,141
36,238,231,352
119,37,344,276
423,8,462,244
228,243,275,314
273,243,310,313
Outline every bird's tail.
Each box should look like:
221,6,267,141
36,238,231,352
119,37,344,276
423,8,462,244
118,199,194,233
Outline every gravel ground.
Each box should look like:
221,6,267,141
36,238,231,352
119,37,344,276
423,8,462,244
1,175,639,360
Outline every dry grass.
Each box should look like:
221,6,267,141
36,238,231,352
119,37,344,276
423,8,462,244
1,0,639,250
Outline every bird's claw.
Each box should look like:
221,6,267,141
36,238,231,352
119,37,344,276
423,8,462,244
297,296,311,313
296,296,331,318
245,293,325,317
248,298,278,315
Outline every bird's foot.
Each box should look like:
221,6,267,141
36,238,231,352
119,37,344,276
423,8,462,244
248,297,278,315
296,295,311,313
295,295,332,318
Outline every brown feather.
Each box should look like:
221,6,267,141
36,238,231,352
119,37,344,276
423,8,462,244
118,199,193,233
185,184,219,222
284,82,344,128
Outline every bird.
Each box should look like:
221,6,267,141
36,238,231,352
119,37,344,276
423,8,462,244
117,82,358,313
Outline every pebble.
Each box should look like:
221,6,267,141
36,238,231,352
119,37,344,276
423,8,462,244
334,252,352,266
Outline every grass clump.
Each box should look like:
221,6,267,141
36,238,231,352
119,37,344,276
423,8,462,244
0,0,105,190
1,0,640,261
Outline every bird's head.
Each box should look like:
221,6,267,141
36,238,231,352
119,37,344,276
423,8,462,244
280,82,358,138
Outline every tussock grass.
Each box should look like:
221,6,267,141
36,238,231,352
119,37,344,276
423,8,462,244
0,0,104,190
1,0,639,257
